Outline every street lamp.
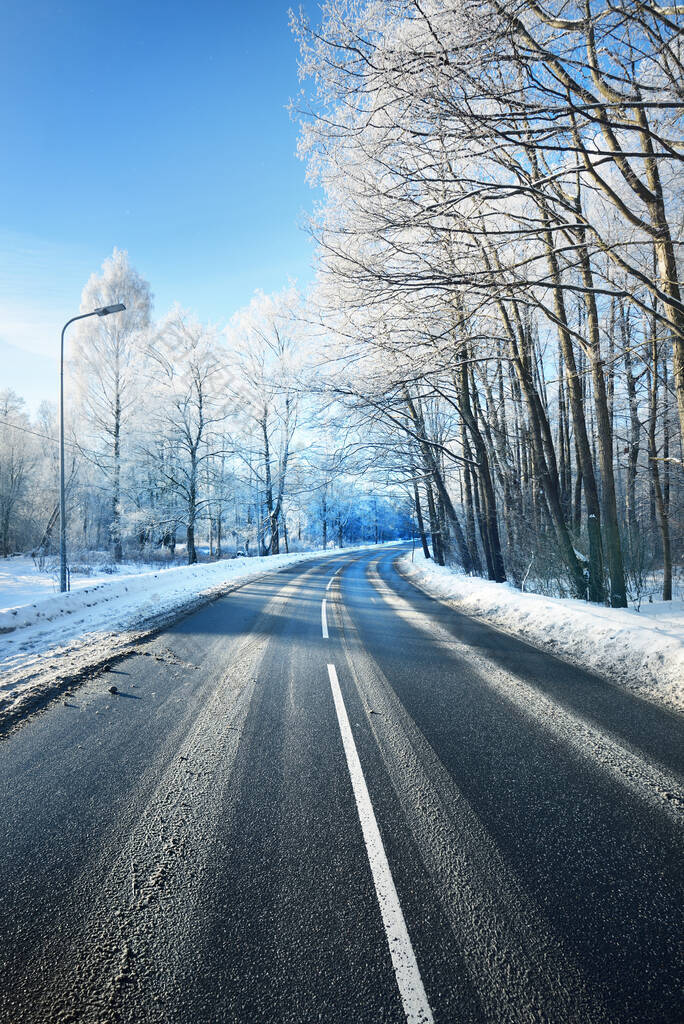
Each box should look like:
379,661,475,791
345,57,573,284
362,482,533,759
59,303,126,593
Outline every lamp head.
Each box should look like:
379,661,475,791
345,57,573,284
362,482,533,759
95,303,126,316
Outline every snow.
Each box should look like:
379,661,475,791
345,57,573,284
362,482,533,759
398,554,684,713
0,548,383,653
0,557,163,611
0,544,403,726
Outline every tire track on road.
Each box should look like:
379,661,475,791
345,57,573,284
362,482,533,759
367,560,684,820
8,568,324,1024
332,581,612,1024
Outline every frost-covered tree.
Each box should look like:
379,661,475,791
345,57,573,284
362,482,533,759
69,248,152,561
291,0,683,603
0,391,35,556
145,307,231,564
226,287,302,555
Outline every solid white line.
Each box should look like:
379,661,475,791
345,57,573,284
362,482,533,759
321,599,329,638
327,663,434,1024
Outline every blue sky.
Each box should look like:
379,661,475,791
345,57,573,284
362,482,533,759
0,0,318,409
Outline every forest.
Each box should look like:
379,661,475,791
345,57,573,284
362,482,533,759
1,0,682,607
0,253,410,568
292,0,682,607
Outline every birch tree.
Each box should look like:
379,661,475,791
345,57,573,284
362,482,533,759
227,289,301,555
146,307,231,564
70,248,152,561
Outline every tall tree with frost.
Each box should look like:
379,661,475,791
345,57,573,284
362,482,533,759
227,288,301,555
70,249,152,561
146,307,230,565
0,391,35,557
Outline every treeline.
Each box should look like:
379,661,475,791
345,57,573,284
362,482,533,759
0,252,410,566
293,0,683,605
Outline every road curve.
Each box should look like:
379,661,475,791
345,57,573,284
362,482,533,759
0,546,681,1023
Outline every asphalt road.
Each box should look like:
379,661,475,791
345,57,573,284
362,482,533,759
0,546,681,1023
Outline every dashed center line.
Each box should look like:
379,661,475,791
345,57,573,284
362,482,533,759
321,599,329,638
327,663,434,1024
326,567,341,592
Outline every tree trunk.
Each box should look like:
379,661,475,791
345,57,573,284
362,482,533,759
576,225,627,607
38,503,60,554
649,326,672,600
424,479,444,566
270,512,280,555
402,389,474,572
639,133,684,452
412,478,431,559
111,386,123,563
462,453,481,574
460,356,506,581
541,217,604,601
499,300,589,599
187,451,198,564
261,411,276,554
623,308,640,545
1,511,9,558
271,395,292,559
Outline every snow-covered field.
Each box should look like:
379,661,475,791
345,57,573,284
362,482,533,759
0,553,308,641
0,556,166,611
398,554,684,713
0,544,399,727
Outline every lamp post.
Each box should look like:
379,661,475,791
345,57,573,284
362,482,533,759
59,303,126,593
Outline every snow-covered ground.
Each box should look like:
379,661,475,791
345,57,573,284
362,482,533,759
0,544,402,728
0,556,165,611
0,553,308,641
398,554,684,712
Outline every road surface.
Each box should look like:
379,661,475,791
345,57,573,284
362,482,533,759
0,546,681,1023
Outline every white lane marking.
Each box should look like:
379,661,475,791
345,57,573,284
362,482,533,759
327,663,434,1024
321,599,329,638
326,567,342,591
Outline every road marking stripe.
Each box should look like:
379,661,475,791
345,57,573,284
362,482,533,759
327,663,434,1024
321,599,329,638
326,567,342,591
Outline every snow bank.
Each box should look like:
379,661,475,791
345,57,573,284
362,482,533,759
0,554,302,639
1,545,397,649
0,557,165,612
0,553,320,710
398,554,684,712
0,543,404,729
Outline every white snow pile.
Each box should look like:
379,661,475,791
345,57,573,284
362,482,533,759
0,546,388,722
398,554,684,712
0,553,307,641
0,556,175,611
